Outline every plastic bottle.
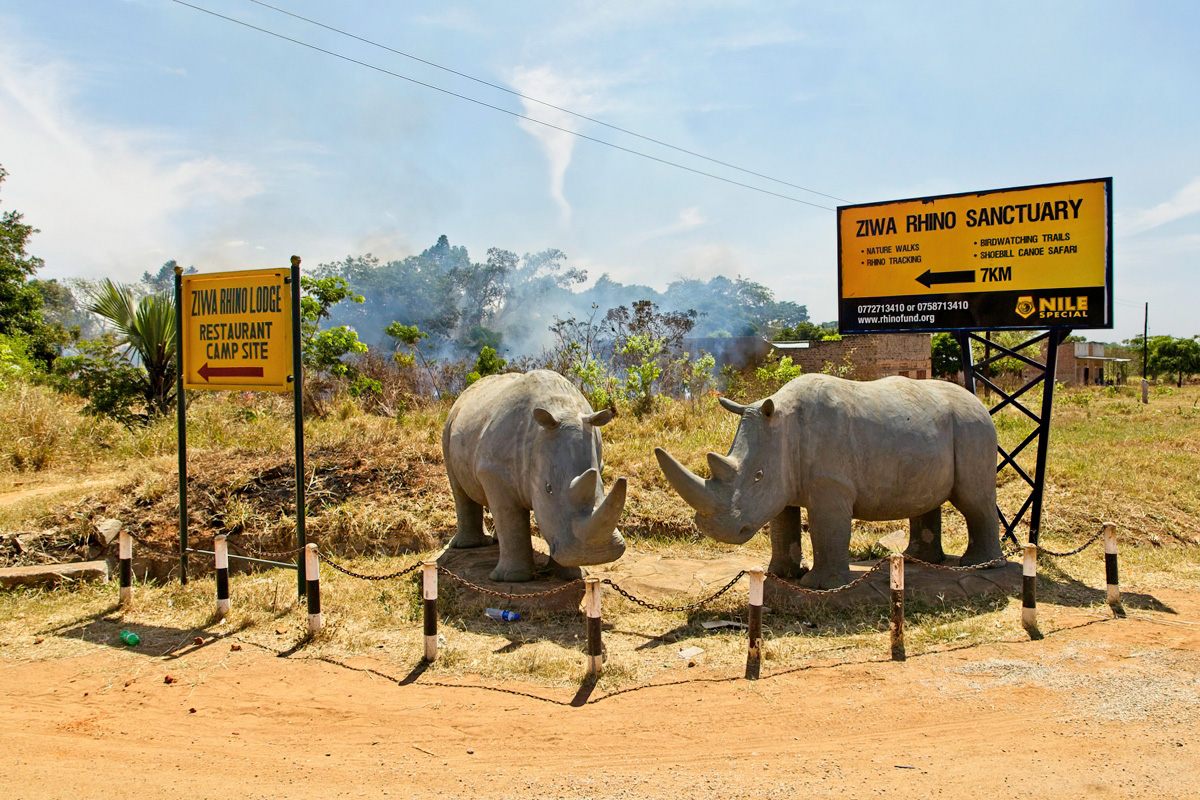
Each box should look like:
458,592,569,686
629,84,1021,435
485,608,520,622
119,630,140,646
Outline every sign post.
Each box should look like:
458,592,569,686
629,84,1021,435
837,178,1113,545
177,263,304,591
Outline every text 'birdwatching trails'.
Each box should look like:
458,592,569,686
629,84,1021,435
836,178,1112,333
182,269,293,392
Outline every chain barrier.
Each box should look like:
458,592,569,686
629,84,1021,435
1036,528,1106,558
600,571,748,613
902,553,1013,572
227,535,307,561
766,557,890,596
316,550,424,581
126,532,182,558
436,565,585,599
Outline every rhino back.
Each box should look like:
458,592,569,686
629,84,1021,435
778,375,991,518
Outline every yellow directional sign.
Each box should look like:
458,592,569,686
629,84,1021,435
837,178,1112,332
181,268,293,391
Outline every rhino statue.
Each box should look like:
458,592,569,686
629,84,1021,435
655,374,1002,588
443,369,627,582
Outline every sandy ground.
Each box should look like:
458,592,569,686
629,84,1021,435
3,589,1200,800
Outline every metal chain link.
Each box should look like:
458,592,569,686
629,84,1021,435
316,550,424,581
436,565,585,599
766,557,891,595
127,532,182,558
1036,528,1106,558
902,553,1013,572
228,536,307,560
600,570,748,613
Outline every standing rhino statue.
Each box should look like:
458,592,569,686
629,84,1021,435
655,374,1002,588
443,369,627,582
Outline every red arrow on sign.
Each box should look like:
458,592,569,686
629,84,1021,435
197,362,264,382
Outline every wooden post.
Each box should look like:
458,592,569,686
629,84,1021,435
1104,522,1123,614
746,567,765,679
1022,543,1038,635
584,578,602,678
890,554,905,661
214,534,230,618
422,561,438,662
118,530,133,605
305,543,321,635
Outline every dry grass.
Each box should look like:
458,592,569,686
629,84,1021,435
2,379,1199,688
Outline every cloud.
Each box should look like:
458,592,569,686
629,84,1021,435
1119,176,1200,235
634,206,707,242
709,26,808,52
510,66,609,225
0,34,262,280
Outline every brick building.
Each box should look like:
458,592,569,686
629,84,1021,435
684,333,933,380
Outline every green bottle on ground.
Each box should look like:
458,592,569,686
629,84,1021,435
119,630,140,646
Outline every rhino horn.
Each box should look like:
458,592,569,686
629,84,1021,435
718,396,747,415
706,452,739,484
574,476,627,545
569,467,601,507
654,447,719,515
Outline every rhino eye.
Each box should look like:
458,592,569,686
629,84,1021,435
545,482,553,494
754,470,763,482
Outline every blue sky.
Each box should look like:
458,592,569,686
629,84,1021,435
1,0,1197,342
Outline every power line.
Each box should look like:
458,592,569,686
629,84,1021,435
244,0,849,205
169,0,835,210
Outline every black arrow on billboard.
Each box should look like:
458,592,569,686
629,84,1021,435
916,269,976,288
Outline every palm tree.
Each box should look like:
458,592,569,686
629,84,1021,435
86,279,177,417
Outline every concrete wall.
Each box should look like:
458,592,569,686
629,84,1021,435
770,333,932,380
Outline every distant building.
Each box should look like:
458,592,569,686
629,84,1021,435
684,333,932,380
1054,341,1130,386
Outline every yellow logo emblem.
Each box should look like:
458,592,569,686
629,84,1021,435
1015,296,1036,319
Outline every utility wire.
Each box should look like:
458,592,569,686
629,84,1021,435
245,0,848,205
169,0,835,210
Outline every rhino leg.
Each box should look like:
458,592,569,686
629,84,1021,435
447,476,494,549
904,507,945,563
767,506,809,578
488,499,537,583
953,489,1004,568
801,490,854,589
544,556,584,581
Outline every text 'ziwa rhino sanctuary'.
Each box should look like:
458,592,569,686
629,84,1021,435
656,374,1004,588
443,370,627,582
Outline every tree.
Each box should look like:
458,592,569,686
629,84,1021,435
931,333,962,378
299,275,368,383
0,165,64,367
385,321,439,398
1148,335,1200,387
84,279,177,416
774,320,839,342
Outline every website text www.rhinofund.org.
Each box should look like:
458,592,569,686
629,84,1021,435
856,313,936,326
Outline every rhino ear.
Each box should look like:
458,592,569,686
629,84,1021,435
533,407,560,430
759,398,775,418
584,409,615,427
718,396,747,415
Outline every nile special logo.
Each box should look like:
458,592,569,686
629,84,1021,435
1015,296,1036,319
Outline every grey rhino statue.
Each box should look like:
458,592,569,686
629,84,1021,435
443,369,627,582
655,374,1002,588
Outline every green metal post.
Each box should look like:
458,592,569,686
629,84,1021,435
174,265,188,585
290,255,307,598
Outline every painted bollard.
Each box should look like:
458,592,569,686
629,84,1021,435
890,554,905,662
118,530,133,605
215,534,231,618
584,578,602,678
305,543,321,634
1104,522,1122,614
422,561,438,662
1022,543,1038,636
746,567,765,679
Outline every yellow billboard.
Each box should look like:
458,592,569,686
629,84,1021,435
181,268,293,391
837,178,1112,332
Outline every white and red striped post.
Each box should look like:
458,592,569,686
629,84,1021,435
890,554,905,661
422,561,438,662
1022,543,1038,635
1104,522,1122,613
746,567,765,679
118,530,133,605
585,578,603,678
305,543,321,634
214,534,231,618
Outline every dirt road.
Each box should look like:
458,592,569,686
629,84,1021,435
3,590,1200,799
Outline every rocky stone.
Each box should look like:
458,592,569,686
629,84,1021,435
0,560,109,588
93,518,123,546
